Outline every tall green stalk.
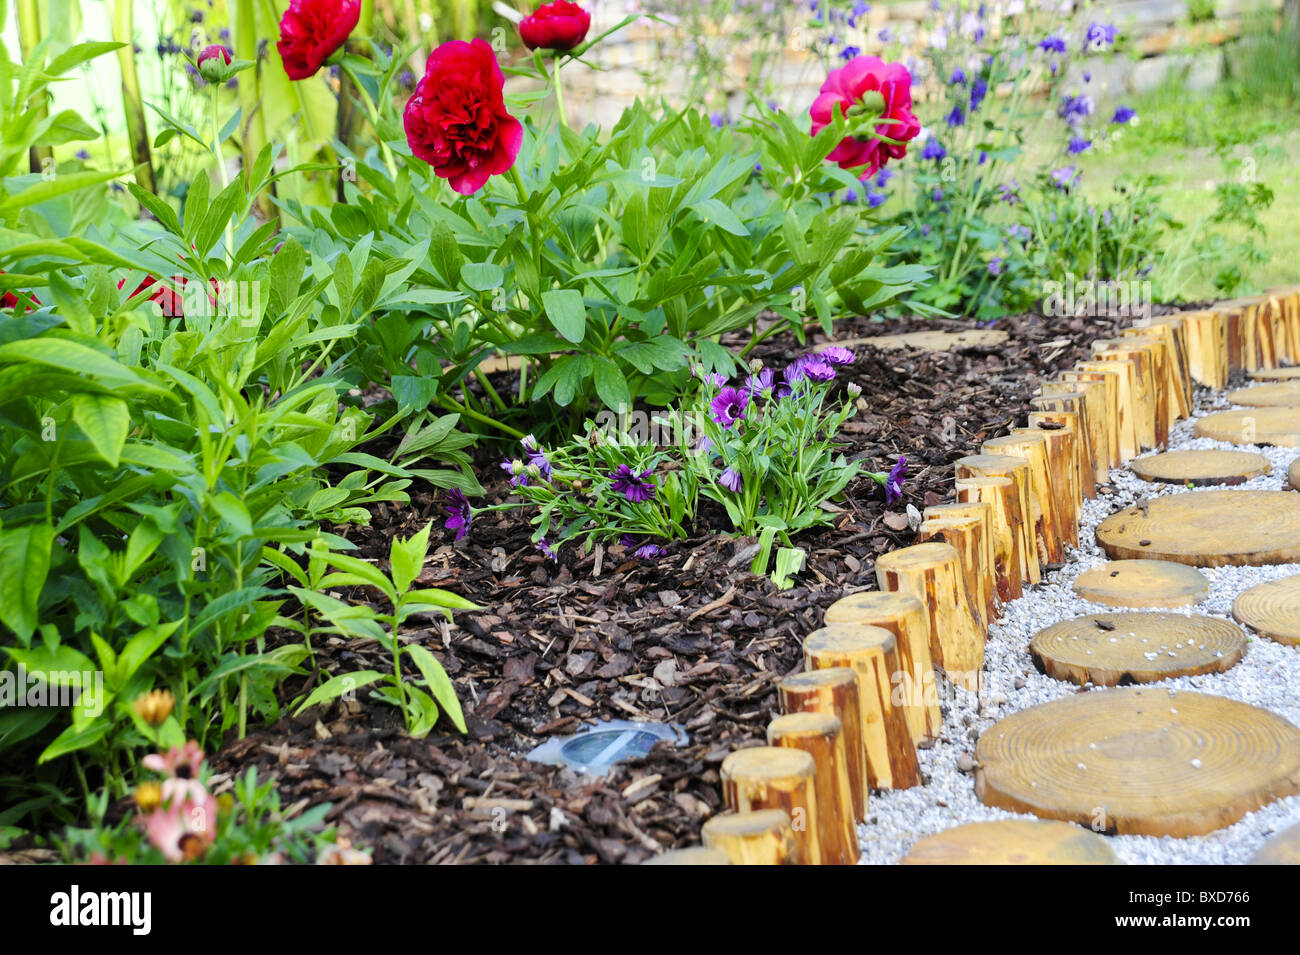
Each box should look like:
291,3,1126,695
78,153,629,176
108,0,157,193
234,0,274,220
15,0,50,174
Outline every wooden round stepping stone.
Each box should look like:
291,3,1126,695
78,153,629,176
1095,490,1300,566
1029,612,1246,686
1249,366,1300,381
974,687,1300,837
1226,382,1300,407
1195,408,1300,447
830,328,1008,353
1249,822,1300,864
1073,560,1209,609
902,819,1119,865
1291,456,1300,491
1232,574,1300,647
1129,449,1270,486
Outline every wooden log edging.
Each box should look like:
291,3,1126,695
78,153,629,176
670,299,1292,864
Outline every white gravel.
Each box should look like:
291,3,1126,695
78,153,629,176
857,385,1300,864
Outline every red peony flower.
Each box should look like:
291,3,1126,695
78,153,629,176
403,39,523,196
119,274,185,317
810,56,921,180
0,271,39,309
519,1,591,52
276,0,360,81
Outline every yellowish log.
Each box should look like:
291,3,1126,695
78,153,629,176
701,809,797,865
954,454,1039,584
875,542,985,683
720,748,821,864
778,667,868,820
955,475,1025,603
768,712,860,865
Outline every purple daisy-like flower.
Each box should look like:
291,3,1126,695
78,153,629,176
500,458,529,487
885,456,908,502
444,489,472,541
537,538,558,560
710,387,750,429
620,535,666,560
746,367,775,397
719,467,744,492
783,355,834,387
821,345,855,365
610,464,657,503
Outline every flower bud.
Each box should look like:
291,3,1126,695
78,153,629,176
134,781,163,813
748,358,764,373
196,44,233,84
846,382,862,398
134,688,175,727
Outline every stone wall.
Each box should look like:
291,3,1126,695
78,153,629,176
553,0,1284,127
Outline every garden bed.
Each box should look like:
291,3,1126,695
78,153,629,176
211,306,1160,864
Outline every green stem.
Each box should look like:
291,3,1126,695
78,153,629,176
552,57,568,129
211,83,234,264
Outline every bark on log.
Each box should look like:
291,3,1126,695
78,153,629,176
768,713,860,865
981,432,1062,566
954,454,1039,584
955,475,1025,603
720,748,821,864
1058,370,1121,470
1023,418,1082,547
919,505,999,626
1179,309,1230,389
1030,396,1097,498
778,667,869,820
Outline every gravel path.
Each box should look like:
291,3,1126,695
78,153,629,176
858,386,1300,865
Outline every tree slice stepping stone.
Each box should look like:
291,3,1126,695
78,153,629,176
1095,490,1300,566
1029,612,1246,686
901,819,1119,865
1249,822,1300,864
1249,366,1300,381
1194,408,1300,447
1232,574,1300,648
1129,450,1270,486
1290,457,1300,491
824,328,1007,353
974,687,1300,837
1226,382,1300,407
1073,560,1209,609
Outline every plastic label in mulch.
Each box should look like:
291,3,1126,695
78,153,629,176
527,720,686,775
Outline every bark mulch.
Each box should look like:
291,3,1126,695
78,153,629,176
212,308,1165,864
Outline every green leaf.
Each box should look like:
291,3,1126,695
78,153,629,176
38,721,111,764
591,355,631,411
71,394,130,466
406,644,466,733
460,261,504,292
293,670,386,716
542,288,587,344
690,197,750,236
0,524,53,639
390,522,431,595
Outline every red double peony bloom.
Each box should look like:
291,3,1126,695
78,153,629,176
403,39,523,196
810,56,921,180
520,1,591,52
277,0,360,81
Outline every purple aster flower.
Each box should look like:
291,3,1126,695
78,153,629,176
949,67,967,85
1050,165,1079,190
707,372,727,388
500,458,529,487
710,387,750,428
885,456,908,502
969,77,988,111
1067,136,1092,155
945,105,965,127
719,467,744,492
1038,35,1067,54
844,188,859,203
821,345,855,365
921,139,946,161
1112,105,1136,124
784,355,835,387
610,464,657,503
444,489,472,541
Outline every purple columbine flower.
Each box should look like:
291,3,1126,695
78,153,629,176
1038,35,1067,54
866,189,887,208
444,489,472,541
1067,136,1092,155
709,112,728,128
719,467,744,492
710,387,750,429
1085,22,1117,49
821,345,855,365
610,464,657,503
946,105,965,127
620,535,666,560
1050,165,1079,190
845,188,859,203
885,456,908,502
1112,105,1136,124
949,67,967,85
1007,224,1032,243
500,458,529,487
875,167,894,187
969,76,988,111
1058,94,1095,126
839,45,861,60
996,180,1020,204
921,138,946,161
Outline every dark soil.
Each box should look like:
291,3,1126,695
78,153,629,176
212,308,1162,864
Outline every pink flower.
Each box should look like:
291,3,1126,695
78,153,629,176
277,0,360,81
140,778,218,862
142,740,205,780
810,56,921,180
